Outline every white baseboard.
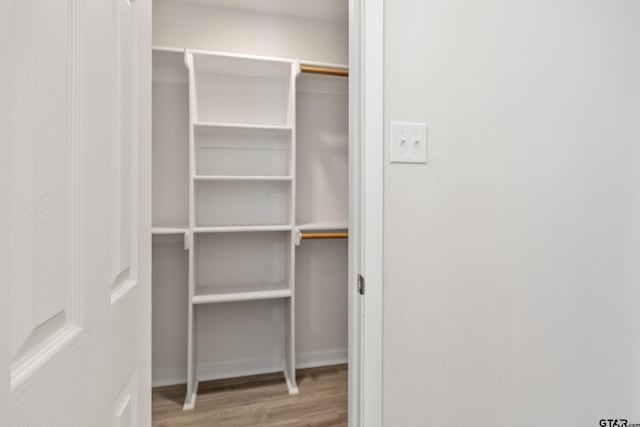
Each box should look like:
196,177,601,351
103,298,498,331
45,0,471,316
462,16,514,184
152,366,187,388
296,350,347,369
152,349,348,388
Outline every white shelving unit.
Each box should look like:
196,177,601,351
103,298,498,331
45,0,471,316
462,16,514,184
152,45,349,411
182,49,300,410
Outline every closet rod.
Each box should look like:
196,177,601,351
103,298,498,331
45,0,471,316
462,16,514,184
300,64,349,77
301,232,349,240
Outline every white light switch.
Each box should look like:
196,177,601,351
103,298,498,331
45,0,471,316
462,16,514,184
390,122,428,164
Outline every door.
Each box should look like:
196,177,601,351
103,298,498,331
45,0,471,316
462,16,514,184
5,0,151,425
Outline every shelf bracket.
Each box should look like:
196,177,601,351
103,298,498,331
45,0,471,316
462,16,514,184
183,49,193,69
183,231,192,251
295,228,302,246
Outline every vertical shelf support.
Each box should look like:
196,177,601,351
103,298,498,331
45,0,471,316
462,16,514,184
284,60,301,395
183,49,199,411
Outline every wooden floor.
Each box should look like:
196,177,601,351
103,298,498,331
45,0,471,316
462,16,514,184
152,365,348,427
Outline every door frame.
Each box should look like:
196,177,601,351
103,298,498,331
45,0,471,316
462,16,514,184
1,0,9,415
349,0,384,426
1,0,9,416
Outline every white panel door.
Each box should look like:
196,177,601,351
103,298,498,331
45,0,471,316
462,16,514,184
5,0,151,425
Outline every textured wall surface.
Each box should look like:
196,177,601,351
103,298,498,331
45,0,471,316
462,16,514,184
383,1,640,425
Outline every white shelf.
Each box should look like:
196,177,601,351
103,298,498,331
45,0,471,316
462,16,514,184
296,221,348,232
152,45,184,54
191,50,293,77
194,122,292,133
194,175,292,182
194,123,291,176
193,283,291,304
195,179,290,226
152,227,188,235
194,225,293,233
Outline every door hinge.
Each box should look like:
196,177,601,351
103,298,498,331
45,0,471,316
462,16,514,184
357,274,365,295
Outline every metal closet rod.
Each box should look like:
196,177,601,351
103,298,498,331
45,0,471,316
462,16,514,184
301,232,349,240
300,64,349,77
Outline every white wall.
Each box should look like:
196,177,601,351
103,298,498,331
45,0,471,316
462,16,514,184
383,1,640,426
153,0,348,65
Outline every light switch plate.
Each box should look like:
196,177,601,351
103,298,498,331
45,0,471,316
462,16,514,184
390,121,428,164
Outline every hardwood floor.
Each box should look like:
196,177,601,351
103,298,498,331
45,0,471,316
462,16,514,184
152,365,348,427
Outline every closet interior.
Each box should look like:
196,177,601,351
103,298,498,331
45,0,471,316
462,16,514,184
151,0,349,410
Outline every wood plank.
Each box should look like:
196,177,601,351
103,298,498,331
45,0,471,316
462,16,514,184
153,365,347,427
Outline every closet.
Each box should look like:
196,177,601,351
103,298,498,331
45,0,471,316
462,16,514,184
151,0,349,410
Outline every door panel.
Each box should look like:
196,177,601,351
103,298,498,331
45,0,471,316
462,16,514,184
9,0,82,393
111,0,137,303
7,0,151,425
111,369,139,427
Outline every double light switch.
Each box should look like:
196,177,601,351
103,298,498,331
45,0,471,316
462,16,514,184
390,121,428,164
